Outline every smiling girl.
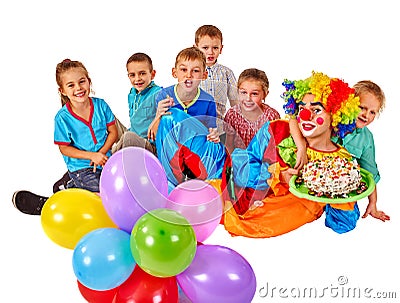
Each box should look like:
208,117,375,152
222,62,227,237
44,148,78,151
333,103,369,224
13,59,118,215
223,68,280,154
54,59,118,191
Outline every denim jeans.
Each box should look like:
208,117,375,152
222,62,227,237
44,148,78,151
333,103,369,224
67,168,101,192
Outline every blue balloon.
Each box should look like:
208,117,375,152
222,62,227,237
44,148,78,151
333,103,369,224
72,228,136,291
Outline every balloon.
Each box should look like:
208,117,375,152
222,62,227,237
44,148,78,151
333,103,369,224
41,188,117,249
73,228,136,291
177,245,256,303
167,179,223,242
130,208,196,277
113,265,178,303
77,280,118,303
100,147,169,233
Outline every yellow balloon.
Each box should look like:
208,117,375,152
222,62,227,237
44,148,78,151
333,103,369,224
41,188,117,249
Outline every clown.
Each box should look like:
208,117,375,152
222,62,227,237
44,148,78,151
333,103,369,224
155,71,362,237
277,72,361,233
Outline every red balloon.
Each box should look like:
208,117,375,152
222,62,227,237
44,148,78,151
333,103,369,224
113,266,178,303
77,280,118,303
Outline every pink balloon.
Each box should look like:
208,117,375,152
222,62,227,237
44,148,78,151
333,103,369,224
100,147,168,233
167,179,223,242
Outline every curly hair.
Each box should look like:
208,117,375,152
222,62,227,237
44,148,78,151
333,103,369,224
281,71,360,138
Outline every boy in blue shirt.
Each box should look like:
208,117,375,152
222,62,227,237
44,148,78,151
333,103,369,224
146,46,219,189
113,52,161,154
148,46,219,143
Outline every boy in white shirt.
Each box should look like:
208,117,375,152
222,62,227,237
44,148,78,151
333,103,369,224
194,25,238,142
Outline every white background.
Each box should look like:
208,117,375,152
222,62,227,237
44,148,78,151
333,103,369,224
1,0,399,302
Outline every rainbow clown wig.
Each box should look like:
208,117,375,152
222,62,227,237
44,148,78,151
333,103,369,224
281,71,360,139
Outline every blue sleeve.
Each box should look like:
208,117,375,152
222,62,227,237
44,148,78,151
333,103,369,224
155,86,175,105
155,87,167,104
54,111,71,144
207,99,217,128
101,99,115,124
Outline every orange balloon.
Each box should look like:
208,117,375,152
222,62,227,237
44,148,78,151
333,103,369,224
41,188,117,249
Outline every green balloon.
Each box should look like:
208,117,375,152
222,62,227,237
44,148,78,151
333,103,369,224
130,208,197,277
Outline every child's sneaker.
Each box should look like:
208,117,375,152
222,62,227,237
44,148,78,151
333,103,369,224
12,190,48,215
53,172,71,193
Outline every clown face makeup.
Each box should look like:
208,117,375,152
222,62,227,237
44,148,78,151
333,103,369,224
298,94,332,139
282,72,360,139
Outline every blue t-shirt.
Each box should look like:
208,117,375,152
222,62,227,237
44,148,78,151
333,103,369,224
128,81,161,138
54,97,115,172
156,84,217,129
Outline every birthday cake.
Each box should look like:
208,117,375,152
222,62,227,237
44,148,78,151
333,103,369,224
298,156,364,198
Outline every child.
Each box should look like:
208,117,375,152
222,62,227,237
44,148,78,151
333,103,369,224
332,80,390,222
194,25,238,140
223,68,280,154
148,46,219,143
113,52,161,154
12,59,118,215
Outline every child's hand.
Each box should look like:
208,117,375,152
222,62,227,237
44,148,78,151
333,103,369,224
294,147,308,170
147,118,161,141
90,152,108,172
156,96,173,118
362,203,390,222
207,128,220,143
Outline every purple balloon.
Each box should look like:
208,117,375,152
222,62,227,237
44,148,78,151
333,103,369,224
100,147,168,233
177,244,256,303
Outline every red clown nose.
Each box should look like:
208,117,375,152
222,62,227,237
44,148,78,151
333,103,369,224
299,108,312,121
